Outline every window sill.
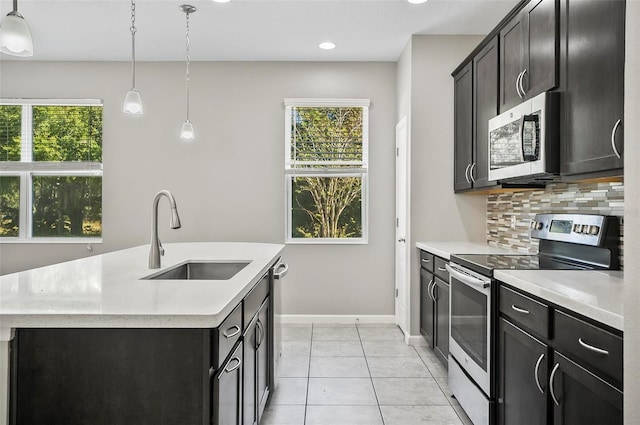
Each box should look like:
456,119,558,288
0,238,102,244
285,238,368,245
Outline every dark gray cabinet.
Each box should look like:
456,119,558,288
472,37,499,189
420,267,435,347
419,250,449,366
498,318,548,425
214,342,244,425
500,0,558,112
560,0,625,177
453,62,474,192
498,283,623,425
434,277,450,364
551,351,623,425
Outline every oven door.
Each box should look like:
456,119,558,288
447,263,492,395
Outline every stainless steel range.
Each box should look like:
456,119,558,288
446,213,621,425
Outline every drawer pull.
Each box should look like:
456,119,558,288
511,304,530,314
534,353,545,394
223,325,241,339
437,267,447,272
550,363,561,406
578,338,610,355
421,258,432,263
224,357,242,373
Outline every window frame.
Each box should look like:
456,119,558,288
0,98,103,243
284,98,370,244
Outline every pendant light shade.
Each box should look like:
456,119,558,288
123,0,143,114
123,88,143,114
179,4,196,142
180,120,195,141
0,0,33,57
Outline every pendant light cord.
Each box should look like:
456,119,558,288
185,10,191,121
130,0,137,89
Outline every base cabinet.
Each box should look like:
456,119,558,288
244,298,271,425
215,342,244,425
498,283,623,425
419,250,449,367
498,318,548,425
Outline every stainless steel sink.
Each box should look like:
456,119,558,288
143,261,250,280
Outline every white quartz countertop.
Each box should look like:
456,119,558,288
495,269,624,331
415,241,522,260
0,242,284,333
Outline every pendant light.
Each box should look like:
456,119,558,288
123,0,143,114
179,4,196,142
0,0,33,57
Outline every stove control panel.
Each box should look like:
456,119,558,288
529,214,616,246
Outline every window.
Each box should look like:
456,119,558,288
0,99,103,242
285,99,369,243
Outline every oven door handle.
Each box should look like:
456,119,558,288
446,264,490,289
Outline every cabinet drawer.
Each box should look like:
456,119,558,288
434,257,449,282
214,302,243,369
244,273,270,327
420,251,434,272
554,310,623,389
499,286,550,339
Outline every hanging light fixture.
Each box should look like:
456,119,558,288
123,0,143,114
179,4,196,142
0,0,33,57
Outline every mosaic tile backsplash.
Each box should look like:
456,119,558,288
487,181,624,265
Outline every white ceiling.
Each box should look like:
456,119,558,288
3,0,519,62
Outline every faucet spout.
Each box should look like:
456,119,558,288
149,190,182,269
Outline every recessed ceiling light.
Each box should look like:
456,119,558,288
319,42,336,50
408,0,428,4
212,0,231,3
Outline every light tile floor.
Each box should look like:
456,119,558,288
262,323,473,425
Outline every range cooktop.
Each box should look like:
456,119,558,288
450,254,590,277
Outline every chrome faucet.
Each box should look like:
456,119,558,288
149,190,182,269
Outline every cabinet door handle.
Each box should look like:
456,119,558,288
578,338,610,355
534,353,545,394
257,319,265,348
427,279,436,302
224,357,242,373
516,70,524,98
469,163,476,183
464,163,471,184
511,304,530,314
611,119,622,159
549,363,561,406
223,325,240,339
519,69,527,97
437,267,447,272
430,280,438,302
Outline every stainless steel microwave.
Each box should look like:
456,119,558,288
488,92,559,182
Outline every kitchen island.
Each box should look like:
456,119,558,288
0,242,285,425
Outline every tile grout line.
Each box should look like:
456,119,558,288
357,324,386,425
303,324,313,425
413,346,467,425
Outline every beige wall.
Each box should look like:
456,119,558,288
0,61,397,317
397,35,487,336
624,1,640,422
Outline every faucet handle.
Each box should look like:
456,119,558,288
159,240,165,256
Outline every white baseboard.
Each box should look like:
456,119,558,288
280,314,395,325
406,334,428,346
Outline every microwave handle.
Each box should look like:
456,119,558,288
519,115,527,161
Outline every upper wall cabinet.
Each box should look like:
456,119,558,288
500,0,559,112
560,0,625,177
453,39,500,193
453,62,474,192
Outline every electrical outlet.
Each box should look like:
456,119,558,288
511,216,516,230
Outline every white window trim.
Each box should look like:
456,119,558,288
0,99,103,243
284,98,369,244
